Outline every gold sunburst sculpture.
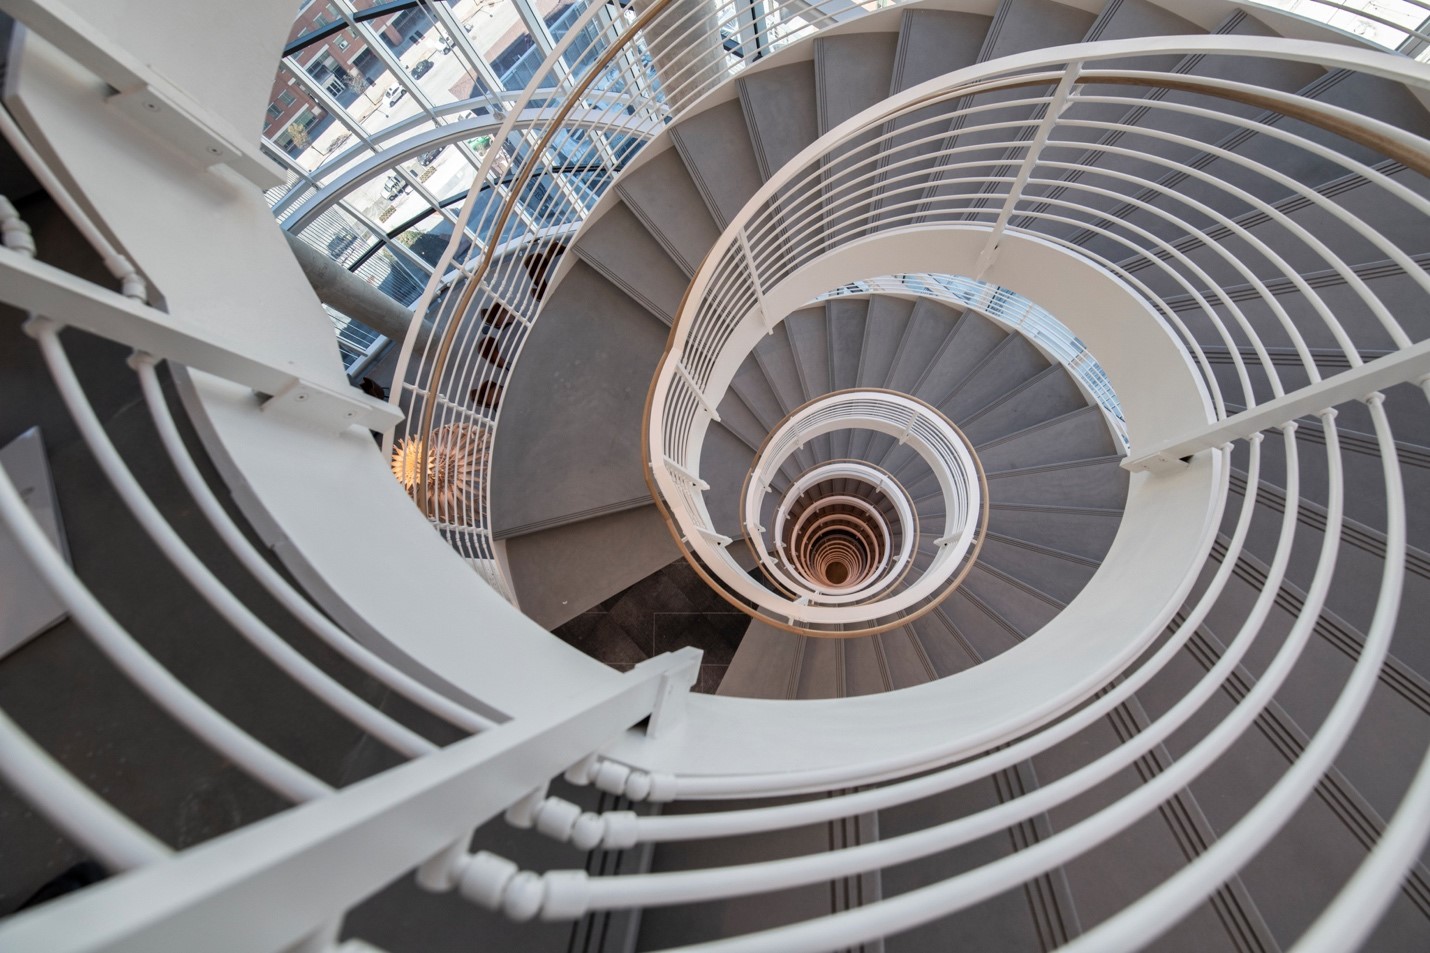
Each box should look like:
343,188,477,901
390,422,490,521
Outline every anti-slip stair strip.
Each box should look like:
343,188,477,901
983,531,1103,571
1158,254,1430,312
1121,158,1409,273
971,402,1102,450
1207,535,1430,717
1174,610,1430,918
1070,68,1362,249
1104,691,1279,953
1227,469,1430,581
983,454,1124,480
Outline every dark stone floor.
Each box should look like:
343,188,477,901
551,559,749,693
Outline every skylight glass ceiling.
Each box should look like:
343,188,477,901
259,0,1430,372
260,0,650,369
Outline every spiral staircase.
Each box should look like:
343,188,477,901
0,0,1429,951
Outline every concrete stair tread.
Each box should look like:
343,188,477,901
490,260,668,534
671,98,765,229
961,367,1094,447
615,145,722,275
974,401,1120,471
573,200,689,323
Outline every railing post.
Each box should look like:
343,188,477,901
973,62,1082,280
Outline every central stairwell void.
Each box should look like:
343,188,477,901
0,0,1428,951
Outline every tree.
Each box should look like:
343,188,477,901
286,120,311,150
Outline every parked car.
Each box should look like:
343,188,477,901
418,145,444,166
385,84,406,107
411,59,433,79
382,174,410,201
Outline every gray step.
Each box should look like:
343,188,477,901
963,562,1062,638
701,422,760,538
752,325,817,473
796,636,842,699
985,456,1130,510
927,0,1201,221
961,365,1092,447
1026,10,1318,247
987,501,1125,563
739,62,821,183
977,535,1097,607
816,31,901,242
785,307,831,401
879,772,1049,952
1179,556,1430,850
713,387,770,451
909,307,1007,408
490,260,667,535
914,0,1097,221
670,98,765,229
827,297,867,391
883,298,960,394
614,145,722,276
1124,160,1430,304
1170,259,1430,371
784,307,836,462
875,9,992,225
753,322,808,416
908,610,980,678
817,31,900,134
827,297,868,459
876,626,936,689
975,402,1119,471
1078,66,1430,268
572,200,688,323
503,505,682,629
939,333,1051,423
937,589,1024,662
843,634,890,697
717,619,802,699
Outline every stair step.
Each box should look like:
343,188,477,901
701,423,760,538
739,62,822,183
615,145,722,276
712,387,768,451
916,0,1097,219
876,626,936,689
573,201,689,323
962,562,1061,638
937,590,1022,661
827,298,868,459
961,367,1092,448
816,30,901,243
985,455,1130,510
503,505,682,629
912,308,1007,408
718,619,803,699
877,9,993,224
940,334,1051,423
670,98,765,229
974,402,1118,471
843,635,890,697
987,501,1124,562
785,306,836,462
490,260,668,535
797,636,842,699
977,535,1096,607
884,298,959,395
908,610,980,678
1030,9,1318,247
